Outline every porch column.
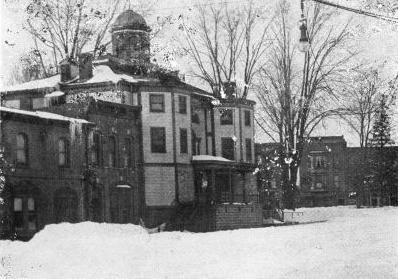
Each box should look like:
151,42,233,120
242,172,246,203
229,168,233,202
211,169,216,203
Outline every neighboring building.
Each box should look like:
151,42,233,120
300,136,349,207
256,136,398,208
0,100,143,239
0,10,260,238
347,147,398,207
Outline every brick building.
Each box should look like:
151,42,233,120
0,99,143,239
256,136,398,208
346,146,398,207
1,10,261,237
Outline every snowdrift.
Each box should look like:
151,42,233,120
1,206,397,279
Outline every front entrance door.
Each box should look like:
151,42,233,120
110,186,133,223
54,187,78,223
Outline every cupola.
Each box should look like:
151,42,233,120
111,10,150,64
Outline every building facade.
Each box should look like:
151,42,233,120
299,136,349,207
0,100,143,239
256,136,398,208
1,10,261,238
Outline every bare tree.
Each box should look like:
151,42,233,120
339,67,398,148
24,0,123,71
180,0,272,98
22,0,158,76
255,1,355,209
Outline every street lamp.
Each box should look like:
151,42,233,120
299,20,310,52
298,0,310,53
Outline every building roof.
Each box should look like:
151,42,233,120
192,155,233,162
309,136,346,144
1,74,60,93
112,10,149,32
1,63,257,106
0,106,92,124
74,65,155,85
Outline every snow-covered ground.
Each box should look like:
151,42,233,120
1,206,397,279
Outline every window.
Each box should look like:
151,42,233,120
123,138,133,168
108,136,117,167
246,138,252,162
245,110,251,126
221,137,235,160
16,133,28,165
27,198,36,230
32,98,49,109
149,94,164,112
13,197,37,232
91,133,102,166
311,175,325,190
151,127,166,153
309,155,326,169
220,109,233,125
334,175,339,188
3,99,20,109
315,156,326,169
13,198,23,230
179,95,187,114
307,157,313,169
180,128,188,154
58,138,69,167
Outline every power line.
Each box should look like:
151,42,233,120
310,0,398,23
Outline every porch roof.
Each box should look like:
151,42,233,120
192,155,233,163
192,155,255,171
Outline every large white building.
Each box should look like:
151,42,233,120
1,10,261,232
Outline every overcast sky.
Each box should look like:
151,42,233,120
1,0,397,146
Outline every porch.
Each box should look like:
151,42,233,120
187,155,262,231
192,155,259,205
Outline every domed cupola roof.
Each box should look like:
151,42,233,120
112,10,150,32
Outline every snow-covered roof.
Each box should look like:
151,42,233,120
116,185,132,189
192,155,232,162
191,90,216,100
1,74,60,92
45,90,65,98
74,65,155,85
0,106,92,124
0,65,211,98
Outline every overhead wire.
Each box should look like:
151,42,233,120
310,0,398,23
143,0,398,24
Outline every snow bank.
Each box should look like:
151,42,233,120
31,222,148,243
1,207,397,279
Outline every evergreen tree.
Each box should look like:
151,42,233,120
369,94,394,148
368,94,396,206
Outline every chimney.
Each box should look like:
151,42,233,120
223,81,236,99
79,53,93,81
60,59,79,82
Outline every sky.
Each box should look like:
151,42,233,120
1,0,398,146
